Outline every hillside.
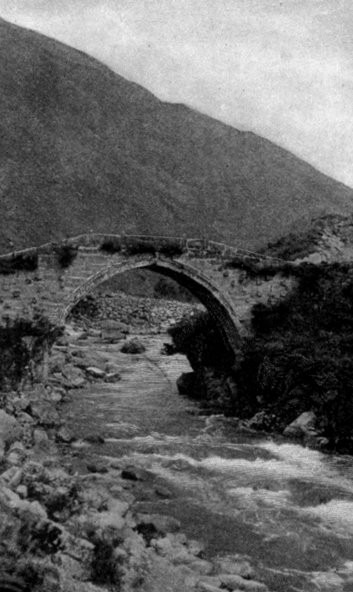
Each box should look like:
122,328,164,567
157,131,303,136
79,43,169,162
1,17,353,253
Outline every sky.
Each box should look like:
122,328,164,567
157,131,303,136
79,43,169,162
0,0,353,187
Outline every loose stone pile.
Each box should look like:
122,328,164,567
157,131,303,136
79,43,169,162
70,291,203,334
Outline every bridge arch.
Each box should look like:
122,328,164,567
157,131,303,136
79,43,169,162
59,255,242,356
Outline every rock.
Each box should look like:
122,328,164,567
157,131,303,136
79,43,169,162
219,573,268,591
16,412,35,425
86,459,109,473
104,372,121,383
56,426,75,443
216,557,255,579
62,364,86,388
1,466,22,487
283,411,317,439
49,389,64,403
55,553,87,581
16,484,28,498
154,485,173,498
86,366,106,379
120,339,146,354
30,401,61,427
137,514,181,536
33,428,50,447
189,559,214,575
196,578,223,592
160,342,177,356
6,442,27,467
246,411,274,431
77,331,89,341
84,434,105,444
6,450,24,467
0,437,5,462
101,319,129,342
0,574,27,592
0,410,22,445
177,372,196,395
121,465,151,481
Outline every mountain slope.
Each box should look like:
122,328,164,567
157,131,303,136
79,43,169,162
0,17,352,253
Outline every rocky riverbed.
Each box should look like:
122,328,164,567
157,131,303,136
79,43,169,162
3,297,353,591
0,298,269,592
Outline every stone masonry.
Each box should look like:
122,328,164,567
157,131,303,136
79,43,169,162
0,234,295,355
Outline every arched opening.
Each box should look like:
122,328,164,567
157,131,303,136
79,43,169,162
60,256,241,358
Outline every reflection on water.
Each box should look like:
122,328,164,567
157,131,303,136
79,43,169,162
66,334,353,592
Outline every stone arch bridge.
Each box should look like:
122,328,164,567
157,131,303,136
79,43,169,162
0,234,293,356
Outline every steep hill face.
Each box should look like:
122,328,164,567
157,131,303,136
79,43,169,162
0,17,353,253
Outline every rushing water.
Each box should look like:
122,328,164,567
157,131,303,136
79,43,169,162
66,333,353,592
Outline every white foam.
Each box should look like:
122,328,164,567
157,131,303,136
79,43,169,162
228,486,291,508
303,499,353,535
309,570,344,590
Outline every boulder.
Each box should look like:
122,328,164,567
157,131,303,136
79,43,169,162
104,372,121,383
86,459,109,473
219,573,268,591
196,582,223,592
84,434,105,445
137,514,181,536
56,426,75,443
216,556,254,579
176,372,196,396
86,367,106,380
30,401,61,427
120,339,146,354
283,411,317,439
0,410,22,445
61,364,86,388
121,465,151,481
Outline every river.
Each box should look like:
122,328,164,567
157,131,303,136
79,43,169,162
65,331,353,592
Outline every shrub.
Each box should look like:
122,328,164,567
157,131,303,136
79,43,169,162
55,244,78,268
168,311,232,370
235,262,353,448
70,295,100,320
124,240,156,256
0,316,62,389
100,238,122,254
0,253,38,275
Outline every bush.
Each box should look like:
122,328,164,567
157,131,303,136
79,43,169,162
55,244,78,268
0,316,62,389
236,262,353,449
168,311,232,370
100,238,122,254
0,253,38,275
70,295,100,320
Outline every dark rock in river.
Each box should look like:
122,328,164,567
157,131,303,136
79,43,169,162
121,339,146,354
